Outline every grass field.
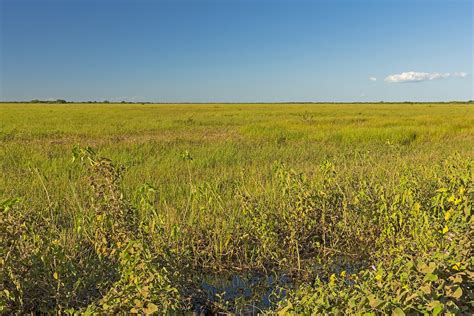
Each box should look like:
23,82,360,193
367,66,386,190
1,103,473,314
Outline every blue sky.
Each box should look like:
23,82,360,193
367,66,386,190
0,0,472,102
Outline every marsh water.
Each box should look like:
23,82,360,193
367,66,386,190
194,272,292,315
193,259,368,315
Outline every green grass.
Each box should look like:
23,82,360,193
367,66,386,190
1,103,473,314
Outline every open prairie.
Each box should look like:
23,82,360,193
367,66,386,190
1,102,473,314
2,103,473,203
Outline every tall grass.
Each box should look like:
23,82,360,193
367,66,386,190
1,103,473,314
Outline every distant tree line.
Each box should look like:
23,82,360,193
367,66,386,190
30,99,67,104
0,100,472,104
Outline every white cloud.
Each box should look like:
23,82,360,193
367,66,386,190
369,77,377,81
453,72,467,78
384,71,468,83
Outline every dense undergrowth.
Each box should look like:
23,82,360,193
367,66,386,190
1,146,472,315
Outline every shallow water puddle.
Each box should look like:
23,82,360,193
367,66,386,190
196,273,292,315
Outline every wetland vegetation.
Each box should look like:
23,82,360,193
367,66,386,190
1,102,473,314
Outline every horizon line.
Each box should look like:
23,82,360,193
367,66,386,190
1,100,473,104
